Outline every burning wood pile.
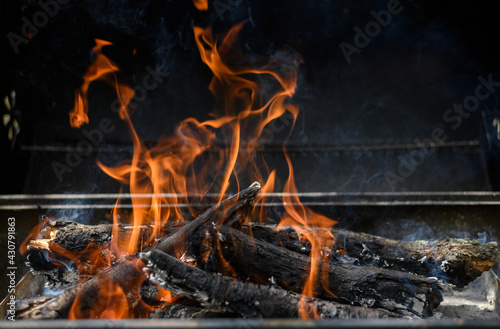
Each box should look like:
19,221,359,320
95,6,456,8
14,182,499,320
7,0,499,322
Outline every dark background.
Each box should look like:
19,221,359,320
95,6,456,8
1,0,500,194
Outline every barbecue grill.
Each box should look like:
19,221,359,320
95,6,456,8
2,0,500,327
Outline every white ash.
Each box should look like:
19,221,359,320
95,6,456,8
440,260,450,272
436,270,500,320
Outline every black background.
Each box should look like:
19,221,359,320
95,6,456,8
1,0,500,194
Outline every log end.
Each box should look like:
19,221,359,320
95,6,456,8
436,239,498,286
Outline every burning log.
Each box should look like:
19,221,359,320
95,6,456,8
27,219,158,256
244,223,499,288
37,220,152,251
24,182,261,284
18,182,262,319
14,259,146,319
192,225,443,317
24,220,153,286
141,249,399,319
154,181,261,255
19,182,450,319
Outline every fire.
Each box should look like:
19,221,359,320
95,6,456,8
192,0,208,11
279,143,338,318
69,39,132,128
20,217,49,255
47,241,110,279
30,16,338,320
68,258,147,319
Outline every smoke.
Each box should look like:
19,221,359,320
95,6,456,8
44,207,96,225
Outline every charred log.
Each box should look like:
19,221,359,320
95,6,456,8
25,221,153,280
244,223,499,288
192,225,443,317
141,249,399,319
155,181,261,255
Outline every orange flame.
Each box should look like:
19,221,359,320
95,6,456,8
20,217,49,255
69,39,132,128
37,19,339,320
68,259,147,319
276,104,338,318
192,0,208,11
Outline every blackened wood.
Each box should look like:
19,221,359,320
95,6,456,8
24,248,80,288
43,218,185,252
155,181,261,255
40,220,153,252
25,219,189,277
193,225,442,317
25,220,153,281
244,223,499,288
141,249,399,319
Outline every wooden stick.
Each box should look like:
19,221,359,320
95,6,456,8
244,223,499,288
25,220,153,282
155,181,261,255
141,249,399,319
191,225,443,317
